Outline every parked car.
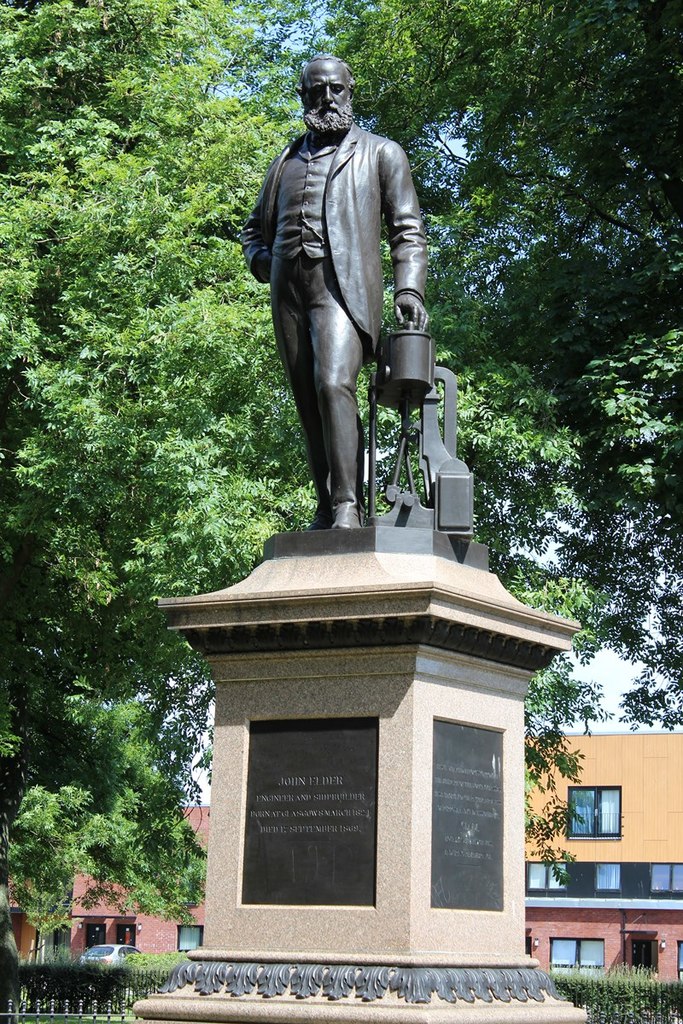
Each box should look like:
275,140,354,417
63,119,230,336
79,944,142,964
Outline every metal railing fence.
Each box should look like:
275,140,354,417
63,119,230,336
1,1003,130,1024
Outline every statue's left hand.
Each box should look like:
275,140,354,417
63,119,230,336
395,295,429,330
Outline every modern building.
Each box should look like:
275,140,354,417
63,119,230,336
525,733,683,981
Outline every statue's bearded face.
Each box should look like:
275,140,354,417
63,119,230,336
300,59,354,136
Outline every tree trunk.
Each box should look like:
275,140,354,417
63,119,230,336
0,723,28,1012
0,846,20,1012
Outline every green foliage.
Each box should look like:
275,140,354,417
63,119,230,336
10,773,207,930
554,967,683,1021
123,951,189,971
0,0,312,1006
9,787,91,932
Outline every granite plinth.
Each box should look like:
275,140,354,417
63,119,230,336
135,530,585,1024
198,646,527,959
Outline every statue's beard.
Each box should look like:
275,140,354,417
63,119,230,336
304,102,354,137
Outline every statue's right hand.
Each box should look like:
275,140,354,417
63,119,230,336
251,250,272,284
395,295,429,330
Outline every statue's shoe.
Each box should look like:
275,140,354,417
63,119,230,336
331,503,362,529
306,512,333,531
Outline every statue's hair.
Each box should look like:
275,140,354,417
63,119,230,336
297,54,355,97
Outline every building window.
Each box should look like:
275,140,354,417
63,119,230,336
551,938,605,970
50,928,71,952
527,863,566,890
596,863,621,891
178,925,204,951
568,787,621,838
678,941,683,981
651,864,683,893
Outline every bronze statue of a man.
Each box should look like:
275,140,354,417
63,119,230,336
242,55,428,530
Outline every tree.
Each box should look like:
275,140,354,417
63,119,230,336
0,0,311,1004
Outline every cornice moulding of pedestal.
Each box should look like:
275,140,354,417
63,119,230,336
158,543,578,673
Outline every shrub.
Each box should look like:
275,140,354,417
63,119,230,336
553,968,683,1023
124,952,189,972
20,963,131,1012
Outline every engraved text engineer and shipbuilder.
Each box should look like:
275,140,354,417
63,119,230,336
241,55,428,530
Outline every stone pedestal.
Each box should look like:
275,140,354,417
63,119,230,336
134,529,586,1023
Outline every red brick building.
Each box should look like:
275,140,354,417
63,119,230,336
526,733,683,981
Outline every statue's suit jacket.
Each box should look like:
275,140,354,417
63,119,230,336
241,124,428,348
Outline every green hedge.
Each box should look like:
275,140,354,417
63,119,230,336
553,969,683,1022
18,962,183,1012
124,953,188,972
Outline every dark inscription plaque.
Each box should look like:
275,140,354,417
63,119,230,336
431,720,503,910
242,718,378,905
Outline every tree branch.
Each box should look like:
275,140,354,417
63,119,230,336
503,167,646,237
436,134,470,168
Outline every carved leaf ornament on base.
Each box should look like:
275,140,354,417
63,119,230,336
160,961,562,1005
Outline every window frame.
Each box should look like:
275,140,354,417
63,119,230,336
177,924,204,952
550,937,605,971
595,863,621,892
568,786,621,839
651,863,683,894
526,862,567,891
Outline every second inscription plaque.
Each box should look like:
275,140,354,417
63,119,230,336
431,719,504,911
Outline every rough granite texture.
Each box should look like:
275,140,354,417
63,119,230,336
202,648,527,959
135,541,585,1024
